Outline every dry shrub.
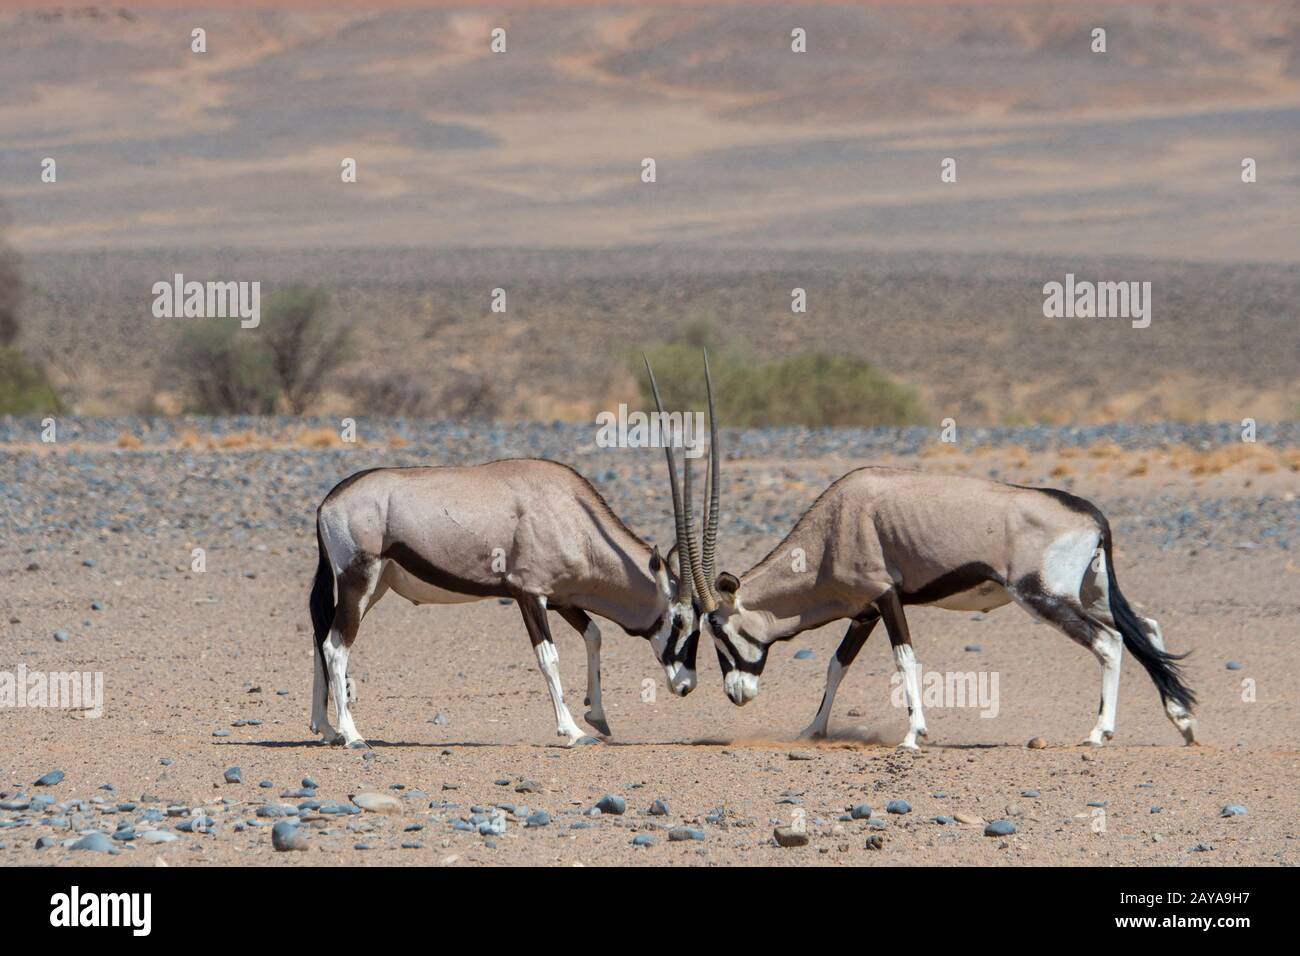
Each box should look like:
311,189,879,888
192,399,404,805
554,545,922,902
1128,458,1148,477
218,430,270,450
920,443,959,459
116,431,142,449
1088,442,1123,459
388,433,409,448
1049,462,1074,478
295,427,345,449
178,429,202,449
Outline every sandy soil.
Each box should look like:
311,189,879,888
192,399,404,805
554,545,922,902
2,434,1296,866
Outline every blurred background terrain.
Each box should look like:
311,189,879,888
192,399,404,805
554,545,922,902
1,1,1297,423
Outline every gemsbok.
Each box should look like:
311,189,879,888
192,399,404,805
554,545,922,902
308,361,712,748
700,461,1198,750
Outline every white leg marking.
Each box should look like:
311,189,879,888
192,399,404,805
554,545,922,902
893,644,927,750
535,640,585,746
581,622,610,735
1087,627,1123,745
310,643,340,743
800,656,846,740
324,631,366,748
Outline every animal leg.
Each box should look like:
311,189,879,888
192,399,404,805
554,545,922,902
311,635,340,744
877,589,927,750
519,595,587,746
1015,576,1120,746
799,611,880,740
1141,615,1197,744
557,606,611,737
323,556,382,749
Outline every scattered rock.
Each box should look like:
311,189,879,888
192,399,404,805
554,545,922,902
885,800,911,815
1026,736,1047,749
850,804,872,820
595,794,626,815
864,834,883,850
648,799,670,816
953,812,985,826
793,649,814,660
34,770,65,786
631,834,656,847
1221,804,1247,817
71,832,116,854
223,767,242,784
668,826,704,842
351,791,402,814
773,826,810,847
984,820,1017,837
524,811,550,828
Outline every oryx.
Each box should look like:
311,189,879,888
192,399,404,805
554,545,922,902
308,364,711,748
700,463,1198,749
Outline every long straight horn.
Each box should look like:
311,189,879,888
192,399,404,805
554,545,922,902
680,440,711,605
643,355,693,602
701,348,721,603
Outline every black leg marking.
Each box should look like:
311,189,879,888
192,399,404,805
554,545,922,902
835,609,881,667
517,594,553,647
1014,574,1101,648
876,588,912,649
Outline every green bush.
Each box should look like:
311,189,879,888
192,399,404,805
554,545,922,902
171,285,347,414
261,286,349,414
634,343,925,428
0,346,62,415
176,322,278,414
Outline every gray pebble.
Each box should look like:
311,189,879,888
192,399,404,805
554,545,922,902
984,820,1017,837
595,795,626,815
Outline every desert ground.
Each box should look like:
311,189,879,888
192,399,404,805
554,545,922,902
2,419,1297,866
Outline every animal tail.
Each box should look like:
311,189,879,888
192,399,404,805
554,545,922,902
310,519,335,674
1100,524,1196,711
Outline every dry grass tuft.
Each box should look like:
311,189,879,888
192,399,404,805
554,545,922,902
295,427,345,449
116,431,142,450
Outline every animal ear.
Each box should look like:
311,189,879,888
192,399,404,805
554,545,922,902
664,542,681,577
716,572,740,603
649,546,670,594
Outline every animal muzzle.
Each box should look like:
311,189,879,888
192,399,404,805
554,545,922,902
665,662,698,697
723,670,759,706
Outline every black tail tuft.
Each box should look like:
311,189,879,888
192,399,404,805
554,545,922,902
310,521,335,675
1101,527,1196,712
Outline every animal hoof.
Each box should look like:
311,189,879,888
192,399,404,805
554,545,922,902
574,735,602,746
797,727,826,741
345,738,371,750
897,741,920,752
584,712,612,737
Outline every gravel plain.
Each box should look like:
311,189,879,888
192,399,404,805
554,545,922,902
2,419,1297,866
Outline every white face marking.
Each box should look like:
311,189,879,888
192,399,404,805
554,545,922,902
652,604,696,696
